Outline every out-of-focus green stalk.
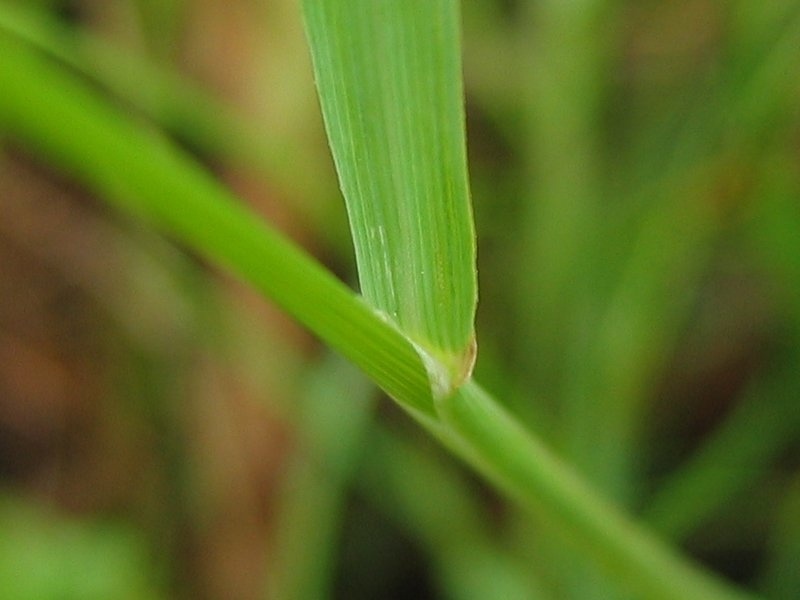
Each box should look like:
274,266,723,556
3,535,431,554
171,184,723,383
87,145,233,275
514,4,620,596
560,0,800,513
644,356,800,540
514,0,612,407
0,1,337,229
270,356,375,600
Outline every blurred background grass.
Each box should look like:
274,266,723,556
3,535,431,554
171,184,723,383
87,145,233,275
0,0,799,598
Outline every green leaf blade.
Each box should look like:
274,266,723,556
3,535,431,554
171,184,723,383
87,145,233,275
302,0,477,392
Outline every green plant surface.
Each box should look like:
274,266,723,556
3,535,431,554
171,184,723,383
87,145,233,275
0,497,162,600
302,0,477,392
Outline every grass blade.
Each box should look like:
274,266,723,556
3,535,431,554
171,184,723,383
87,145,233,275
302,0,477,394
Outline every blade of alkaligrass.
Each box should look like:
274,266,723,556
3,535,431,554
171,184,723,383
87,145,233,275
0,32,434,417
302,0,477,395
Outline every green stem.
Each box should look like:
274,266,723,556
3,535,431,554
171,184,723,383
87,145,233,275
436,381,754,600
